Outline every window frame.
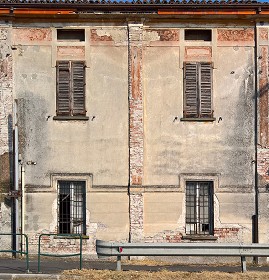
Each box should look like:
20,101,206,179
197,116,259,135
57,180,87,235
185,181,214,236
182,62,215,121
55,60,87,120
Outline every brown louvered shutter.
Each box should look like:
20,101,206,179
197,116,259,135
57,61,71,116
71,61,86,116
199,62,213,118
184,62,199,118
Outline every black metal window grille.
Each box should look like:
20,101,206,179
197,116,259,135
58,181,86,235
185,181,214,235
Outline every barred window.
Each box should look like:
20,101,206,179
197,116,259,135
185,181,214,235
58,181,86,235
183,62,213,119
56,61,86,116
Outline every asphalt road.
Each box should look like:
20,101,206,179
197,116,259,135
1,257,269,275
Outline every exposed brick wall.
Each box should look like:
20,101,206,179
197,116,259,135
129,193,144,242
145,230,183,243
214,227,242,242
258,148,269,183
128,23,144,242
28,232,93,255
128,23,143,187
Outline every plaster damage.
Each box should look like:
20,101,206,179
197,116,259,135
0,5,268,258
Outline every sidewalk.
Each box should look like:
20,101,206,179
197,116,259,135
1,257,269,279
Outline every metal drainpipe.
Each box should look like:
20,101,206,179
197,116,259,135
127,22,131,244
20,163,25,254
13,99,19,257
253,21,259,263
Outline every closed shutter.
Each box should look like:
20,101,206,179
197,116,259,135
57,61,71,116
184,62,199,118
199,62,213,118
72,61,86,116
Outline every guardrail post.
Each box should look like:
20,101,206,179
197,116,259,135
116,256,122,271
241,256,247,273
79,234,82,270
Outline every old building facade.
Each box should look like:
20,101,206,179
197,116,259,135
0,0,269,256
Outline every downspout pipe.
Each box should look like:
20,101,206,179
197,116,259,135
12,99,19,257
127,22,131,244
20,163,25,254
253,21,259,261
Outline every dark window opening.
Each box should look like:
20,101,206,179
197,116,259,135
58,181,86,235
186,181,214,235
57,29,85,41
185,29,212,41
183,62,213,119
56,60,86,117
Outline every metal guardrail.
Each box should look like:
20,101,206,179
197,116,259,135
96,240,269,272
0,233,29,272
38,233,83,273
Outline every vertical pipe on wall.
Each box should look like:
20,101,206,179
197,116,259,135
253,21,259,263
13,99,19,257
21,164,25,253
127,22,131,244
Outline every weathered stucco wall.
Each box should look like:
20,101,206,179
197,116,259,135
143,26,255,242
12,25,130,252
257,25,269,244
0,26,13,239
0,19,265,255
14,26,129,187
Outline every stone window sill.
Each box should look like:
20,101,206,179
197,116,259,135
54,235,89,239
180,117,216,122
53,116,89,121
182,235,217,241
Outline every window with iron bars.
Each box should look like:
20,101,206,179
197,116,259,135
58,181,86,235
185,181,214,235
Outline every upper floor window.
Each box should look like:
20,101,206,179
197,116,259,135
183,62,213,119
57,29,85,42
185,29,212,41
56,61,86,117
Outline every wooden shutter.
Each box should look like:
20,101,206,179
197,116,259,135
57,61,71,116
184,63,199,118
71,61,86,116
199,62,213,118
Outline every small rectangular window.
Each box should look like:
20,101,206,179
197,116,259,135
186,181,214,235
185,29,212,41
58,181,86,235
57,29,85,41
183,62,213,119
56,60,86,116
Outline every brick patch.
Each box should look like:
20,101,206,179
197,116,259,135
145,230,183,243
214,227,241,241
258,148,269,182
129,193,144,242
